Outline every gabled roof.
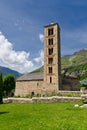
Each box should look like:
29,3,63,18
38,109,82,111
16,72,43,81
16,71,78,82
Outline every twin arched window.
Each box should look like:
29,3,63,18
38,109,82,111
48,38,53,45
49,67,52,74
48,28,53,35
48,48,53,55
48,58,53,64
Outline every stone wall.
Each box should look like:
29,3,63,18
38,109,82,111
3,96,82,103
15,80,44,97
62,77,80,91
15,80,59,97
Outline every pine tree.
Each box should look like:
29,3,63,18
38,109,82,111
0,73,3,104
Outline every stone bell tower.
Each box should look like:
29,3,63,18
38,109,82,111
44,23,61,94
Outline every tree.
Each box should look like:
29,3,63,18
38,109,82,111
80,79,87,87
0,73,3,104
3,74,15,97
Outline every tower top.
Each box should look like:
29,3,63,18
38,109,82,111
44,23,60,28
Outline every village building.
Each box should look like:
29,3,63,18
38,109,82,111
15,23,80,97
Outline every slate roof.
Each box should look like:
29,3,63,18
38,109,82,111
17,71,78,82
16,72,44,81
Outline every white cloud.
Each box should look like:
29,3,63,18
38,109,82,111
0,32,34,73
34,50,44,65
39,34,44,42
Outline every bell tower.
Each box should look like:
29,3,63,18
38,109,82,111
44,23,61,93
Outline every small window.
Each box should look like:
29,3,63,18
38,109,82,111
48,28,53,36
37,83,39,86
48,38,53,45
48,48,53,55
50,77,52,83
48,58,53,64
49,67,52,74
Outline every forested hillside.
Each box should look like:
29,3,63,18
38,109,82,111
0,66,21,78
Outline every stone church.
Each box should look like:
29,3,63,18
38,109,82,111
15,23,80,97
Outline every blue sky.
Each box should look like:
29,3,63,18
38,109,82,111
0,0,87,73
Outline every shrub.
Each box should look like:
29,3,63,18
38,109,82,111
83,98,87,104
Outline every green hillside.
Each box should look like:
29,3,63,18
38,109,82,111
61,49,87,80
31,66,44,73
31,49,87,80
61,49,87,68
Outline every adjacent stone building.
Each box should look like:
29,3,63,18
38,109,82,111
15,23,80,97
15,72,44,97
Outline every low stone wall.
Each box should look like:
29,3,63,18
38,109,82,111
3,96,82,103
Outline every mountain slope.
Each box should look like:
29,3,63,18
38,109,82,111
61,49,87,68
31,66,44,73
31,49,87,80
0,66,21,78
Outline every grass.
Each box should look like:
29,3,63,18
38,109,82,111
61,56,71,68
0,102,87,130
57,92,81,97
31,66,44,73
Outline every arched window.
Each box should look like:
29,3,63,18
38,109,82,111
48,58,53,64
48,38,53,45
48,48,53,55
48,28,53,35
49,67,52,74
50,77,52,83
